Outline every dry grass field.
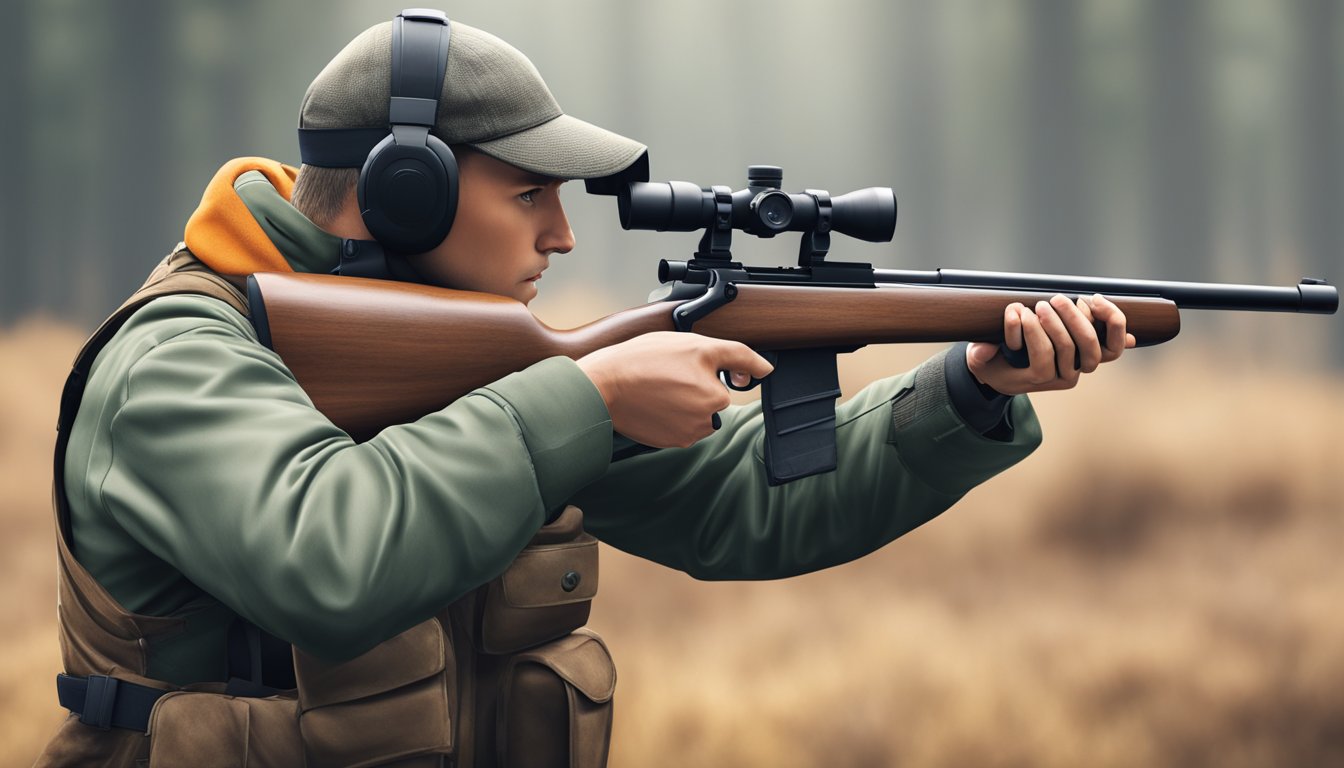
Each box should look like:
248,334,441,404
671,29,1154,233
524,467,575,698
1,320,1340,766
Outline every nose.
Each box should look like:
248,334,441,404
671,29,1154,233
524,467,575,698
538,196,576,256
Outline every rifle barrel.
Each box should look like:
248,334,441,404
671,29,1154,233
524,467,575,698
871,269,1339,314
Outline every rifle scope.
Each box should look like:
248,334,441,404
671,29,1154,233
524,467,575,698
617,165,898,243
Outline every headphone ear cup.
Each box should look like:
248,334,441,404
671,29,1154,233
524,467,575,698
426,133,459,239
358,134,460,254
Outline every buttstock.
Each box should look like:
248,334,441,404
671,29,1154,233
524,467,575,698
247,272,673,440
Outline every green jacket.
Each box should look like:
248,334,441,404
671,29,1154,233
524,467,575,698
63,164,1042,684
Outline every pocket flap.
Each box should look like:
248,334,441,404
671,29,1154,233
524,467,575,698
500,535,599,608
294,617,446,711
148,691,303,767
514,629,616,704
148,692,248,766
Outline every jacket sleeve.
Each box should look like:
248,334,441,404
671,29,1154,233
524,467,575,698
572,347,1042,580
79,295,613,660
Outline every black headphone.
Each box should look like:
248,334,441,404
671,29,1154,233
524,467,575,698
356,9,459,255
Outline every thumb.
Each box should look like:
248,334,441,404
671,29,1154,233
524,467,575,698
966,341,999,366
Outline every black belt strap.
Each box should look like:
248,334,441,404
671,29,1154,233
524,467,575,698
56,674,165,732
57,673,284,732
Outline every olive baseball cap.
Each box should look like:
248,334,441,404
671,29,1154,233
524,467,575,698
298,16,647,181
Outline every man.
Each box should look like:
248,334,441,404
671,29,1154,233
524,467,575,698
39,11,1132,767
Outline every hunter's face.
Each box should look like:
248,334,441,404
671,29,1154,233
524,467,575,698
407,150,574,305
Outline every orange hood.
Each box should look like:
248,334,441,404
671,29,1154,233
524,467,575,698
184,158,300,275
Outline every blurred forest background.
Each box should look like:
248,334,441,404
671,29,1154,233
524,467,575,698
0,0,1339,357
1,0,1341,766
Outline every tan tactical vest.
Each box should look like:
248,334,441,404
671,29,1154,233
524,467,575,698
37,249,615,767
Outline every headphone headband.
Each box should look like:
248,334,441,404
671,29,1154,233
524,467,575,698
299,11,451,168
353,9,461,258
390,10,449,126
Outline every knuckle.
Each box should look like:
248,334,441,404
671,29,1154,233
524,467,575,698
695,346,718,369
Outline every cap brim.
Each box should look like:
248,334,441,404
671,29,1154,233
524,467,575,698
469,113,647,180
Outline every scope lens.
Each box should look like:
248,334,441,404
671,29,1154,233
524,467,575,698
751,190,793,232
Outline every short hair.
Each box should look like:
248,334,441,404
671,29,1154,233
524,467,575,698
291,165,359,228
291,147,483,230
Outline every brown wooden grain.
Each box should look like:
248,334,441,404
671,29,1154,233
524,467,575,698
692,284,1180,348
252,273,1181,439
254,273,676,440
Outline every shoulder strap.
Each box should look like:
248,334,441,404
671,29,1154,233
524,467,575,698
53,247,250,552
48,248,257,680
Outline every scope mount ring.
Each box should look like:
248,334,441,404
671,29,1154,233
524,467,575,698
798,188,833,266
694,185,735,261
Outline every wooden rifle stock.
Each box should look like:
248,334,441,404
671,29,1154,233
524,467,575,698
248,272,1179,441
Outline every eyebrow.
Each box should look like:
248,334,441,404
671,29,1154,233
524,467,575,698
513,170,562,187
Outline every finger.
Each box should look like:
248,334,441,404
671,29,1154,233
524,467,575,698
709,339,774,379
1050,294,1101,373
1126,333,1137,349
1020,304,1056,385
1035,299,1080,387
1078,297,1119,357
1004,303,1025,351
1076,297,1107,371
728,371,752,388
1089,294,1129,362
1075,297,1095,323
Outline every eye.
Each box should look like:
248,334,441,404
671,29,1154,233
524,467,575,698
519,188,542,204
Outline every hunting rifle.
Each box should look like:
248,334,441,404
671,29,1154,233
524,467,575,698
246,165,1338,484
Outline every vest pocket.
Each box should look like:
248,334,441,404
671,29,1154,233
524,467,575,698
495,629,615,768
146,691,302,767
478,509,599,655
479,534,599,655
294,617,455,768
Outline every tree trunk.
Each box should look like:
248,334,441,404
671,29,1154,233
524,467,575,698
92,0,178,324
0,0,31,324
1021,0,1091,275
1144,0,1212,281
1292,0,1342,366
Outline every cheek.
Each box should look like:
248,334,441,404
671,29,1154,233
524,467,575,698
417,204,530,295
